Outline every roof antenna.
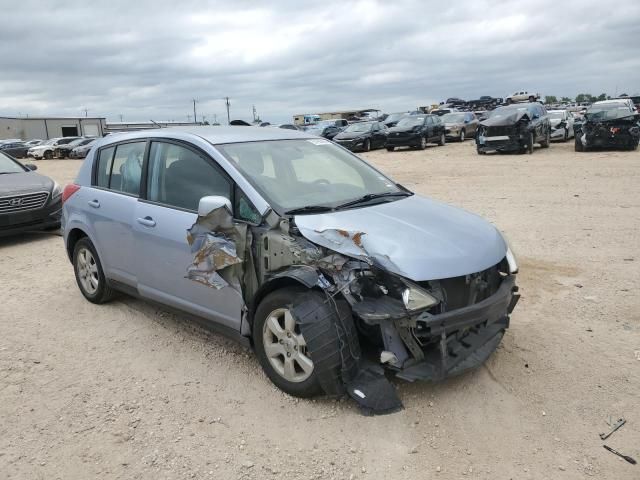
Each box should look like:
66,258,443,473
150,119,163,128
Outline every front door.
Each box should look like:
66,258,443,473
134,140,243,330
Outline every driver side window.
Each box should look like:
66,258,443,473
146,142,231,212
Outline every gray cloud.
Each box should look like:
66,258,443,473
1,0,639,123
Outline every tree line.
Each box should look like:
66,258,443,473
544,93,624,104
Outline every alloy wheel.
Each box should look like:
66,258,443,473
262,308,314,383
76,247,99,294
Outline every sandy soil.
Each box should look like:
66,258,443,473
1,140,639,479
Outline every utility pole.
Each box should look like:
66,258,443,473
82,108,88,117
224,97,231,124
192,99,198,123
252,105,257,122
119,114,123,122
213,114,218,124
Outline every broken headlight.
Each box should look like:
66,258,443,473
501,234,518,274
401,282,438,311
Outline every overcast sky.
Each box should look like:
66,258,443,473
1,0,639,123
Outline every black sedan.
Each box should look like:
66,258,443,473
332,121,388,151
304,124,342,140
0,152,62,236
0,141,30,158
385,114,446,151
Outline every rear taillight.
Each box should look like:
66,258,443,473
62,184,81,204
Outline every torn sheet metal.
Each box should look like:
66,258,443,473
186,205,247,290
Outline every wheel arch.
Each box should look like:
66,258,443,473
65,227,89,262
245,274,320,337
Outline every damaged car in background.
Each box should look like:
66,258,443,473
547,110,574,142
476,103,550,154
574,99,640,152
61,127,519,413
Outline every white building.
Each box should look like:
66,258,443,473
0,116,107,140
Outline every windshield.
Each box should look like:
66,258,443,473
0,152,26,174
548,111,565,119
343,123,372,133
396,116,426,127
386,113,406,122
488,106,529,118
586,103,636,120
441,113,465,123
41,139,56,146
217,139,403,213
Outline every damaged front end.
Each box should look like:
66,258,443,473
186,197,519,413
476,117,531,153
575,114,640,151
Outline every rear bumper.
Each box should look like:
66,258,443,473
395,275,519,382
0,197,62,237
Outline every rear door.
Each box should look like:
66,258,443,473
86,140,147,286
133,140,244,330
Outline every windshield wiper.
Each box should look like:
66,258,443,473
335,191,412,210
284,205,334,215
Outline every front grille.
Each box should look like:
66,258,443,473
0,191,49,214
485,126,515,136
419,263,504,313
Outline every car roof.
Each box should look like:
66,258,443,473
99,126,314,146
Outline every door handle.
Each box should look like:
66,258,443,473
136,216,156,227
88,199,100,208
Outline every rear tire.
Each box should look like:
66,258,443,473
459,130,465,142
73,237,115,304
44,150,53,160
438,133,446,146
528,96,536,102
386,146,395,152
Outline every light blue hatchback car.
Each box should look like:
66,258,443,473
62,126,519,402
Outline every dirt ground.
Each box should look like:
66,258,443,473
1,139,639,480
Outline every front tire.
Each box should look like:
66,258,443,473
44,150,53,160
254,288,359,398
363,139,371,152
418,136,427,150
73,237,115,304
540,129,550,148
526,132,534,154
438,132,446,146
459,130,466,142
386,146,395,152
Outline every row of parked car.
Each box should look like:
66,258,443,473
0,136,97,160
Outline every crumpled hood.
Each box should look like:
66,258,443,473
334,131,368,140
0,172,53,196
295,195,507,281
480,111,528,127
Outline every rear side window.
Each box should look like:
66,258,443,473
95,142,145,195
111,142,146,196
146,141,232,211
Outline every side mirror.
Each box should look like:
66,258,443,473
25,163,38,171
198,195,231,217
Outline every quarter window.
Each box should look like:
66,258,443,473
96,146,115,188
146,142,232,211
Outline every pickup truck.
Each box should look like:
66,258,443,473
468,96,502,109
505,91,541,104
